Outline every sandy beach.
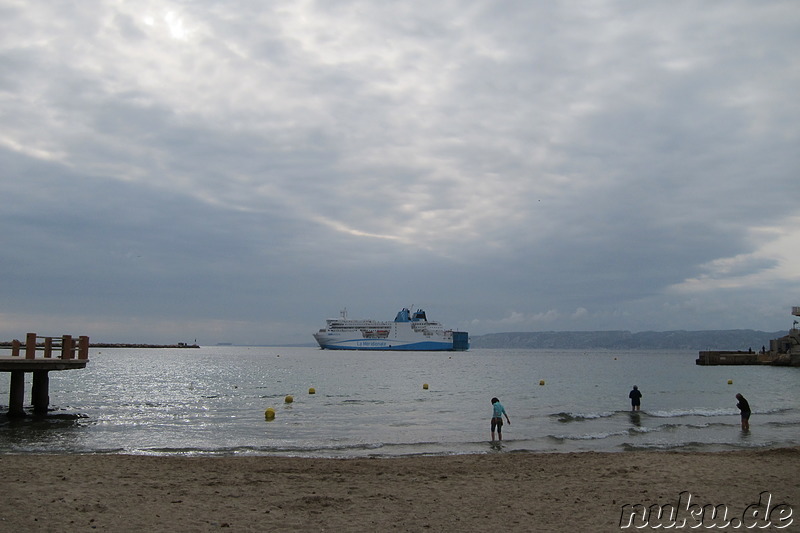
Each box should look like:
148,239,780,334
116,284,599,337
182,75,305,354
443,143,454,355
0,448,797,532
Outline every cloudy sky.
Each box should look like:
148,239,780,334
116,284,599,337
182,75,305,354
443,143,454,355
1,1,798,345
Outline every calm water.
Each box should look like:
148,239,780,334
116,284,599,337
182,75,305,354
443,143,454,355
1,347,798,457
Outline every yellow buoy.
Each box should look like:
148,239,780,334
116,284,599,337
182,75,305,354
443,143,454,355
285,395,294,403
264,407,275,420
308,387,316,394
728,379,733,385
423,383,429,390
539,379,545,386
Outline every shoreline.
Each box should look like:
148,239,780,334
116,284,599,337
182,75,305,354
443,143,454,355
1,447,797,532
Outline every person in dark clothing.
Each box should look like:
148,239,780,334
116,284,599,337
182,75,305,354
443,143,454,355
736,393,751,431
628,385,642,412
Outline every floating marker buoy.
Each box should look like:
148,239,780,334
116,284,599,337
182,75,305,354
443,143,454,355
728,379,733,385
539,380,545,386
264,407,275,420
423,383,429,390
308,387,316,394
285,395,294,403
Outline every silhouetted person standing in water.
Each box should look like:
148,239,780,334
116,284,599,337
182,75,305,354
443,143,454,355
736,393,751,431
629,385,642,412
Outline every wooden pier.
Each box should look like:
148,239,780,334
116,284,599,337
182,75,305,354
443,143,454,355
0,333,89,417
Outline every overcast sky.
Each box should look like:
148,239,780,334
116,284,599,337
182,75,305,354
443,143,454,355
1,1,798,345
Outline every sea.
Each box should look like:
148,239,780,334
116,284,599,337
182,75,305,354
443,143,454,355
1,347,798,457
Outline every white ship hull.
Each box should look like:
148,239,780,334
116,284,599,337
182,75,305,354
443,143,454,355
313,308,469,351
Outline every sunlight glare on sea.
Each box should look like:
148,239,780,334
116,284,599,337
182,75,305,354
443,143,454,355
1,347,798,457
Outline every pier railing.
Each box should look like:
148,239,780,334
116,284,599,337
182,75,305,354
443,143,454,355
1,333,89,417
3,333,90,360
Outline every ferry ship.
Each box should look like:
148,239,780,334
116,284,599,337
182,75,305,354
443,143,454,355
313,308,469,351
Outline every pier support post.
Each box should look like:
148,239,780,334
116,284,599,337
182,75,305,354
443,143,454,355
8,371,26,418
31,371,50,415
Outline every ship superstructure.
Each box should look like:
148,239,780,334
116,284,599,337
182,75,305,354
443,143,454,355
313,308,469,351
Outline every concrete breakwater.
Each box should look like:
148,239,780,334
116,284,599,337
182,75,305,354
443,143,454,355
88,343,200,348
697,307,799,366
0,342,200,349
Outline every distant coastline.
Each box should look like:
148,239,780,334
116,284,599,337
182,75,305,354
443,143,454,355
1,330,786,351
469,329,785,350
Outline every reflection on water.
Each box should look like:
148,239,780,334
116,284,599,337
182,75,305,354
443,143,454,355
1,347,798,457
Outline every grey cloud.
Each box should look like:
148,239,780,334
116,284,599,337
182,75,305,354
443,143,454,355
1,1,798,343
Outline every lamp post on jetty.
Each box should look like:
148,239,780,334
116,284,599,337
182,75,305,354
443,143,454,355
0,333,89,417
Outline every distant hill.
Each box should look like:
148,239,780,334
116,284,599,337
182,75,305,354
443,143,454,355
469,330,785,351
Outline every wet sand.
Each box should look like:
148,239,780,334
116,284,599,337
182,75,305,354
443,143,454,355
0,448,797,532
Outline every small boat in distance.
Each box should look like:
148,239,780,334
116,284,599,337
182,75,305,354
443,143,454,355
313,308,469,351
